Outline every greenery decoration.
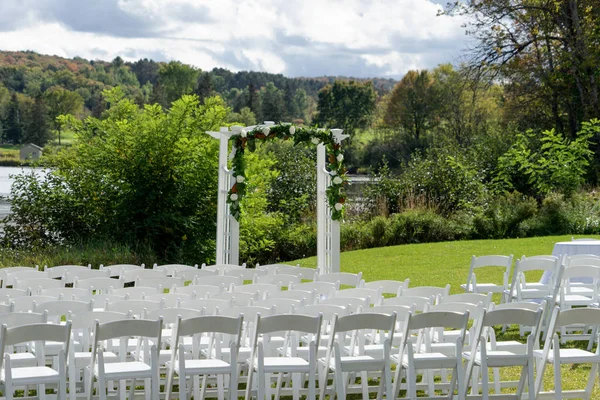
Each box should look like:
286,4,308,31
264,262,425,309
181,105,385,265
227,124,347,221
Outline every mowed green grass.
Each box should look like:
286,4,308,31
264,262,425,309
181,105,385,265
0,145,20,161
293,234,600,397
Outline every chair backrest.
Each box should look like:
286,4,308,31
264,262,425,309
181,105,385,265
552,307,600,329
233,283,281,297
399,285,451,300
289,281,339,299
145,293,194,308
267,289,317,304
110,286,159,299
295,303,349,320
211,291,260,306
13,277,63,291
33,299,93,322
566,255,600,267
317,272,363,288
0,288,29,303
252,297,303,313
44,264,90,279
121,268,167,282
273,265,316,281
11,295,57,312
193,275,242,288
0,321,71,370
0,267,37,287
154,263,199,276
224,268,268,280
5,269,48,286
203,263,247,275
144,307,202,325
173,268,217,282
179,298,233,314
100,264,144,277
74,276,125,292
511,256,560,289
334,287,383,305
105,299,164,317
171,284,224,298
319,296,370,313
135,276,183,290
490,300,547,312
0,310,48,326
37,287,91,300
69,310,131,330
63,268,110,284
439,292,492,308
91,318,162,364
406,310,469,331
332,312,397,334
254,273,302,286
256,263,299,274
382,295,435,312
364,279,410,296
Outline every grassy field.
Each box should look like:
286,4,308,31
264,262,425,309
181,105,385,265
0,145,20,162
293,234,600,397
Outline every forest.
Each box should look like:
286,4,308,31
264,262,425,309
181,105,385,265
1,0,600,266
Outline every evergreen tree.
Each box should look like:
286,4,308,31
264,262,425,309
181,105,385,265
5,93,23,144
23,95,51,146
247,83,260,116
261,82,285,122
195,72,213,103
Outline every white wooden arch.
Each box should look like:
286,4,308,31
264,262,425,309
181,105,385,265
207,122,348,274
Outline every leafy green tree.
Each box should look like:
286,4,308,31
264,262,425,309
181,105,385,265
4,93,23,144
195,72,214,102
130,58,160,85
384,70,439,142
227,107,256,126
247,82,260,117
158,61,200,105
44,86,84,144
293,88,309,122
261,82,285,122
315,80,376,135
3,87,229,262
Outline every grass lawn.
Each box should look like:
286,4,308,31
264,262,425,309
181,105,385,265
0,144,20,161
293,234,600,397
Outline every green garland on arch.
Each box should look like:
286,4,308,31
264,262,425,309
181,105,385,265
227,124,348,221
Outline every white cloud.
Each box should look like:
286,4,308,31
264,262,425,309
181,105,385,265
0,0,469,78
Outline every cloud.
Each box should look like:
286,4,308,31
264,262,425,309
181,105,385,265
0,0,470,78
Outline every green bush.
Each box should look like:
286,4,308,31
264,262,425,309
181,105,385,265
472,192,538,239
2,88,228,264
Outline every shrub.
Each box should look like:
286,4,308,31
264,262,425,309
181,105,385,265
472,192,538,239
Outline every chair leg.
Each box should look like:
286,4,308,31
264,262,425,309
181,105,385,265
69,366,77,400
493,367,501,394
129,378,136,400
229,370,238,400
98,376,107,400
179,375,187,400
407,364,417,400
217,374,225,400
292,373,301,400
361,371,369,399
5,378,13,400
275,373,284,400
481,364,489,400
193,375,201,400
308,369,316,400
528,361,535,400
40,383,47,400
335,370,346,400
584,362,598,400
553,356,562,400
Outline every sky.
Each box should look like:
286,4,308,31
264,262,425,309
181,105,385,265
0,0,471,79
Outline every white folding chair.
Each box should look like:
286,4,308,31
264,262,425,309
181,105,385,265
0,321,71,400
173,268,218,283
88,318,162,400
37,287,92,300
203,263,247,276
255,263,299,274
317,272,363,288
45,265,90,280
464,307,543,399
179,298,233,314
13,277,63,291
382,295,433,312
74,277,125,293
290,281,339,300
121,268,166,283
212,291,260,307
11,295,57,312
507,255,562,302
4,269,48,287
171,284,224,299
67,310,131,400
34,299,94,323
144,293,194,308
110,286,160,299
0,311,48,368
165,315,243,400
461,255,513,294
439,292,493,308
319,312,396,399
253,274,302,287
268,289,317,305
333,287,384,306
319,296,370,313
246,313,322,400
393,310,469,400
233,283,281,299
0,267,36,288
224,268,268,281
63,269,110,285
194,275,243,288
398,285,451,301
252,297,303,313
364,279,410,296
100,264,144,277
135,276,183,290
0,288,30,305
105,299,164,318
273,265,316,281
534,307,600,399
153,263,199,276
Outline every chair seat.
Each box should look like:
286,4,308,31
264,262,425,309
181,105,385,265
96,361,152,379
176,359,232,375
1,366,59,384
321,355,385,372
402,352,459,369
254,357,310,373
464,351,528,367
461,283,504,293
534,348,600,364
31,340,66,356
281,345,328,360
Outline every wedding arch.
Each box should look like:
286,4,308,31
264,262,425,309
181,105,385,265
206,122,349,274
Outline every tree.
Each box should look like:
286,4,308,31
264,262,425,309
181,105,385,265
44,86,84,145
2,87,229,262
444,0,600,138
315,80,376,135
384,70,439,142
195,72,213,103
130,58,160,85
261,82,285,122
227,107,257,126
4,93,23,144
247,83,260,116
158,61,200,105
22,95,51,146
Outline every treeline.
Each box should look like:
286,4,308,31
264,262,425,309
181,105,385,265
0,50,395,147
